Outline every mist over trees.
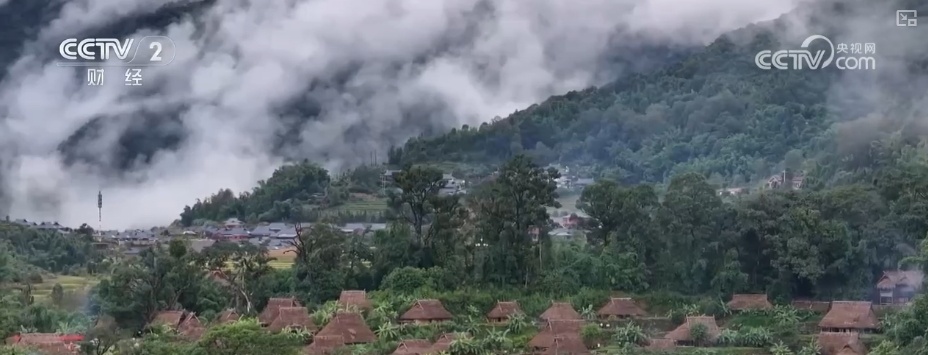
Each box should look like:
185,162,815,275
0,0,927,353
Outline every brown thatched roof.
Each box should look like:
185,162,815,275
315,312,376,344
10,334,79,355
646,338,676,349
338,290,373,311
596,298,646,317
304,335,344,355
217,309,240,324
179,327,205,341
178,313,205,340
528,320,585,349
399,299,453,321
486,301,523,319
259,297,301,325
664,316,721,343
150,311,185,328
541,335,590,355
727,294,773,311
819,301,878,330
792,300,831,313
539,302,582,321
268,307,317,332
877,270,924,289
179,313,202,329
391,339,431,355
818,332,867,355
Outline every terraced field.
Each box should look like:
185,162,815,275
267,247,297,269
322,198,388,215
31,275,98,302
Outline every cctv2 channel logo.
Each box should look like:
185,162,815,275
57,36,176,67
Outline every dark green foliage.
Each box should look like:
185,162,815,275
179,161,390,225
0,223,103,275
180,160,331,225
388,0,928,193
94,240,230,331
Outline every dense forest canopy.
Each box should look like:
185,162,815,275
389,0,928,189
179,162,389,225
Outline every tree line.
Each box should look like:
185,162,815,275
1,153,928,353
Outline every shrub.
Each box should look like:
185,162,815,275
690,323,709,346
613,323,647,346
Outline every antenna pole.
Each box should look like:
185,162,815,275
97,190,103,232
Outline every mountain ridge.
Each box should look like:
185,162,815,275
389,0,928,188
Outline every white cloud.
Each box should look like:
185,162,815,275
0,0,798,229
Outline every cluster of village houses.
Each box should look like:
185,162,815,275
5,208,590,258
6,271,923,354
716,170,807,197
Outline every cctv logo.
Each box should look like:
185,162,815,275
755,35,876,71
755,35,834,70
60,38,134,61
56,36,176,67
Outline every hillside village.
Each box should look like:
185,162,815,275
3,160,927,354
6,277,924,354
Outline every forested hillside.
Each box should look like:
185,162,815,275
5,0,928,354
18,154,924,354
179,162,391,225
390,0,928,188
0,223,105,340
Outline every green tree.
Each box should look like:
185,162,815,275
389,165,444,248
50,283,64,307
94,240,223,331
579,181,658,251
196,242,276,313
471,155,560,286
291,223,367,303
656,173,727,293
195,319,303,355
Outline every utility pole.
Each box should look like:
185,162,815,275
97,190,103,232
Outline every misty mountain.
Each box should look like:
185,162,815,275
393,0,928,187
0,0,802,227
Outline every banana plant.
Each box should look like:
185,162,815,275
484,328,511,350
717,329,739,346
682,303,701,316
770,341,794,355
55,320,86,334
449,337,489,355
580,304,596,321
505,312,528,334
716,298,732,317
375,322,400,342
613,323,646,346
797,336,821,355
773,305,800,326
